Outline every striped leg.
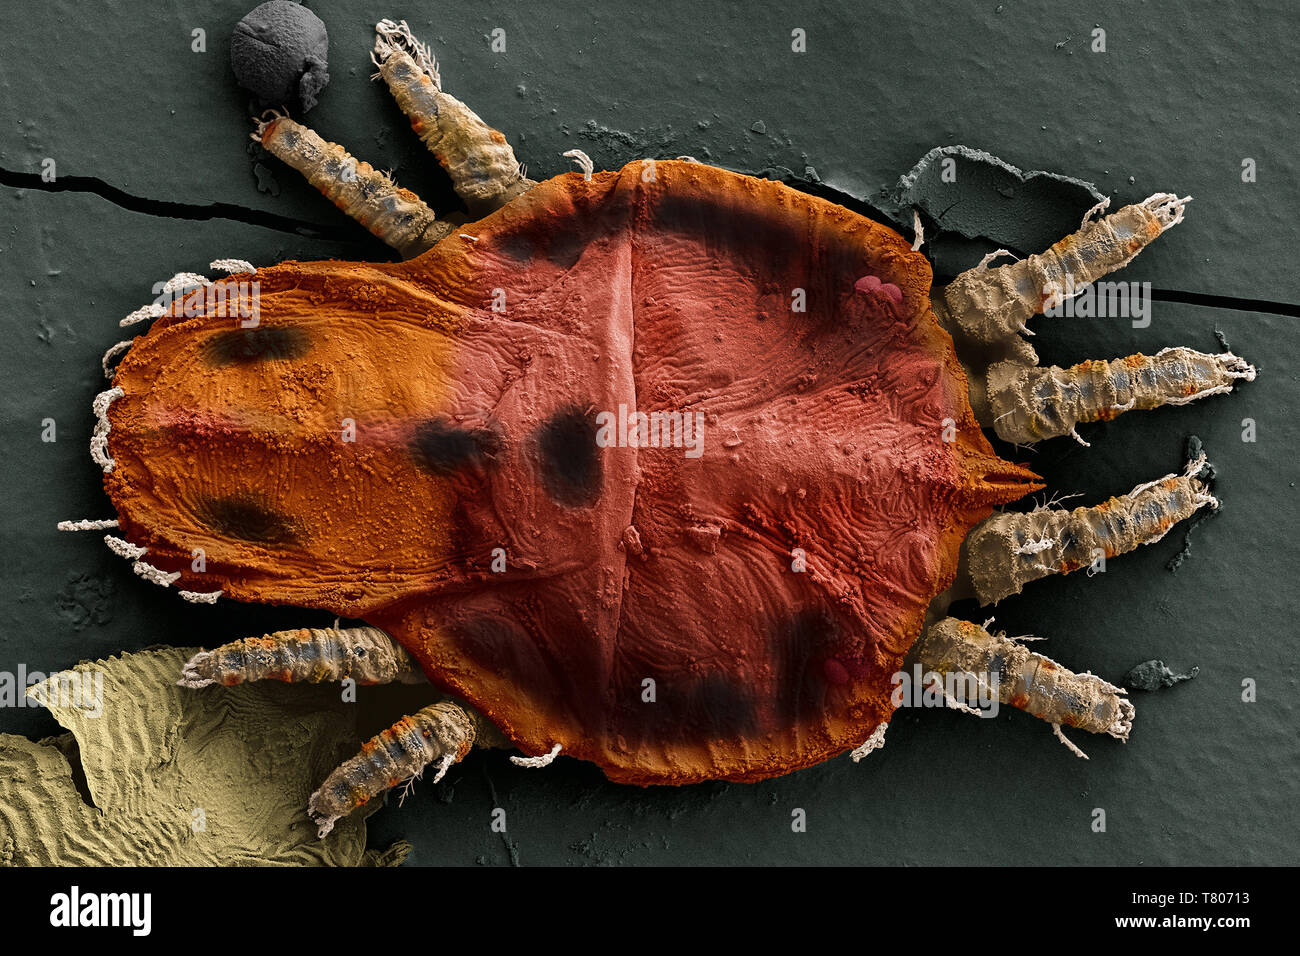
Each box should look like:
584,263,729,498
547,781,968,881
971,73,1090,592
309,699,492,837
960,453,1216,606
987,347,1255,445
254,19,535,254
178,625,425,688
914,618,1134,758
932,194,1254,444
256,113,455,257
178,627,504,837
372,19,535,218
940,194,1188,347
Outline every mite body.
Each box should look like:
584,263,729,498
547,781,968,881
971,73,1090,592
70,20,1253,836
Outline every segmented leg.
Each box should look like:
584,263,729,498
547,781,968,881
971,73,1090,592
178,625,425,688
372,19,534,217
178,628,507,836
915,618,1134,754
938,194,1188,347
255,112,455,257
933,193,1253,443
961,454,1216,605
987,347,1256,445
309,699,490,837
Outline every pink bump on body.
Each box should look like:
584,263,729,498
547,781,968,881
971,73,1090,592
855,274,904,304
822,657,852,685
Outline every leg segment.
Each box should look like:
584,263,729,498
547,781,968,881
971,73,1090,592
961,454,1216,605
915,617,1134,750
939,193,1188,346
178,625,424,688
988,347,1256,445
256,113,455,257
309,699,488,837
178,627,509,837
373,20,534,218
931,192,1253,444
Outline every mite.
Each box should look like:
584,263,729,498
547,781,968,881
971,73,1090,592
66,21,1254,837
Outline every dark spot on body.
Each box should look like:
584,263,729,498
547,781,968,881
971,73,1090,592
453,614,528,673
450,611,569,712
498,226,588,269
202,327,310,366
773,608,842,720
677,674,756,738
613,669,757,744
535,407,602,507
545,231,587,269
650,191,866,290
497,231,536,261
683,674,758,737
410,419,503,476
199,495,298,544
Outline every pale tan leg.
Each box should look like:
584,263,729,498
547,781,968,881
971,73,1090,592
255,19,537,255
940,195,1187,346
986,347,1255,446
372,19,534,218
179,625,425,688
309,699,498,837
959,453,1216,606
178,626,509,838
255,112,456,257
914,617,1134,758
932,195,1254,444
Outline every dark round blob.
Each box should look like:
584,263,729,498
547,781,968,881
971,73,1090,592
201,326,311,365
410,420,502,476
1123,659,1199,691
199,495,297,544
535,407,603,507
772,609,840,720
230,1,330,112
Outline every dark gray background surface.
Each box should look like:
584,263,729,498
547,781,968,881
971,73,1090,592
1,0,1296,864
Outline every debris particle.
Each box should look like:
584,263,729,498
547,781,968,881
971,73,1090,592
252,161,280,196
231,1,331,112
1124,659,1199,691
1167,435,1218,571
